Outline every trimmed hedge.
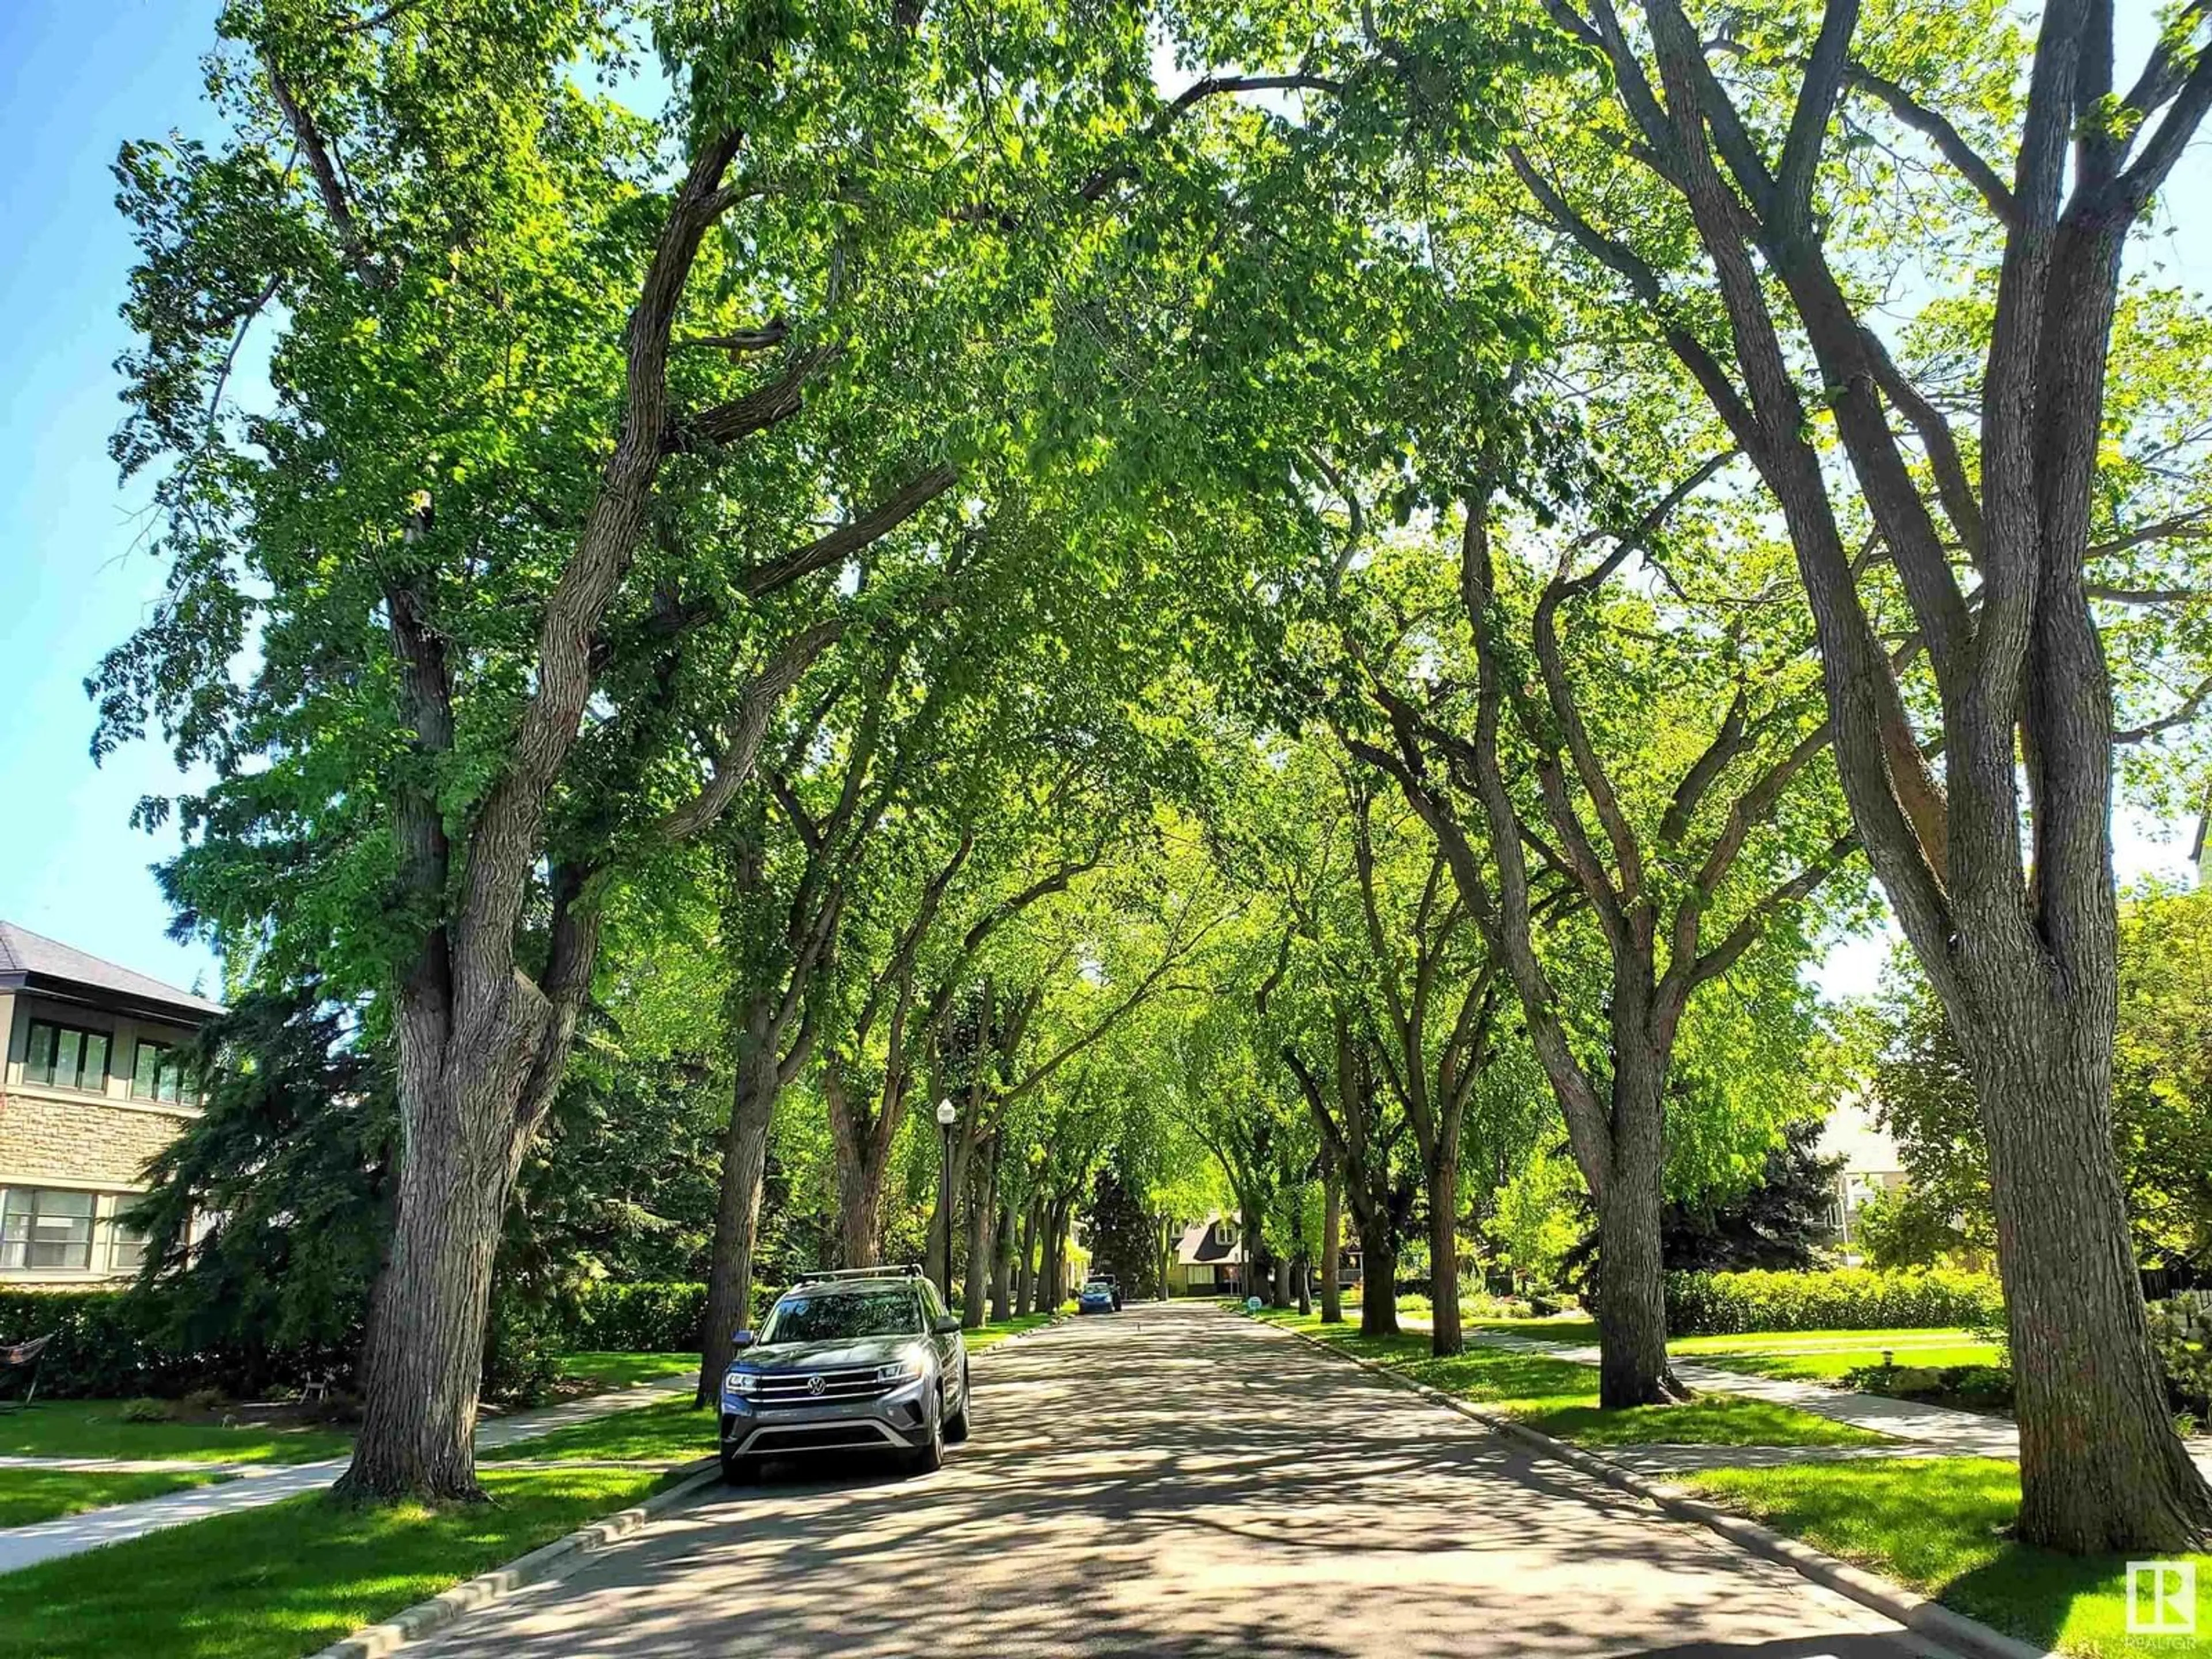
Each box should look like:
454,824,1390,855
552,1281,707,1353
0,1289,349,1400
1664,1267,2005,1335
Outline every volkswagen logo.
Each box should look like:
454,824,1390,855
806,1374,826,1396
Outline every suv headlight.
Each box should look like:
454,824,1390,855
726,1369,763,1397
876,1354,927,1384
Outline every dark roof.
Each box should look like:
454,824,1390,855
1176,1217,1247,1266
0,922,225,1022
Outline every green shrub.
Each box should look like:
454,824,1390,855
0,1289,350,1400
1664,1267,2005,1335
1840,1360,2014,1412
119,1397,176,1423
2149,1293,2212,1414
554,1282,707,1353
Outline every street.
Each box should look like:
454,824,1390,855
412,1304,1942,1658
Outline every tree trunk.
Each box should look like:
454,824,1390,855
1273,1253,1292,1308
1590,1063,1674,1408
1968,1001,2212,1550
697,1041,777,1406
990,1191,1017,1322
1043,1196,1072,1308
1356,1218,1398,1338
339,1054,528,1501
1426,1142,1463,1357
962,1134,999,1328
1320,1165,1343,1325
836,1152,881,1268
1295,1248,1311,1316
1014,1198,1039,1316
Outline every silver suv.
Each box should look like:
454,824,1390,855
718,1266,971,1481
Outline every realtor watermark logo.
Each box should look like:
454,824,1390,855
2128,1561,2198,1636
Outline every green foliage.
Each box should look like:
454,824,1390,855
554,1281,709,1353
1866,885,2212,1272
0,1289,334,1402
1657,1120,1844,1272
1664,1268,2005,1336
124,984,389,1376
1853,1183,1969,1271
1081,1168,1161,1298
2148,1294,2212,1416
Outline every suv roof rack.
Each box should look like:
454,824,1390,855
789,1264,923,1286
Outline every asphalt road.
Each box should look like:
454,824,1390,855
410,1302,1945,1659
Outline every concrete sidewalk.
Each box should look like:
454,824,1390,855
1419,1317,2212,1479
0,1372,697,1575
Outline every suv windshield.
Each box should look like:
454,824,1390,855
762,1289,921,1344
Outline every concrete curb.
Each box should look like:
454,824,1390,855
310,1316,1070,1657
1242,1312,2054,1659
305,1460,719,1659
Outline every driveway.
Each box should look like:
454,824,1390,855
410,1302,1943,1658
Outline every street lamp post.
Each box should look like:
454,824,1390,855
935,1099,957,1302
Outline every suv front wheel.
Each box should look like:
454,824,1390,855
943,1362,971,1444
907,1404,945,1475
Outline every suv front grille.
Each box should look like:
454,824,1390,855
756,1365,896,1406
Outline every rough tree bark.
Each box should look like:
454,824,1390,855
989,1190,1017,1322
1285,1010,1402,1339
698,1039,777,1404
1320,1163,1344,1325
961,1131,999,1327
1355,467,1844,1404
1488,0,2212,1546
1014,1198,1039,1316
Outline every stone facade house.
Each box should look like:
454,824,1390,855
0,922,222,1284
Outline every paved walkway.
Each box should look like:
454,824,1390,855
0,1372,696,1575
402,1302,1940,1659
1426,1320,2212,1480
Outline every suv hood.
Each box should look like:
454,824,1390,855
737,1335,923,1372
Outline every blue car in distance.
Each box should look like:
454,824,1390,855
1077,1278,1117,1315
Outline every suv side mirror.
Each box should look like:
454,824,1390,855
730,1330,756,1350
931,1313,963,1335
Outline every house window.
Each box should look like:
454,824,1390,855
20,1021,110,1093
1187,1263,1214,1287
108,1219,148,1274
132,1040,190,1104
1213,1222,1234,1247
0,1188,97,1272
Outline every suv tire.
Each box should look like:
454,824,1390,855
944,1363,972,1444
720,1447,759,1484
908,1405,945,1475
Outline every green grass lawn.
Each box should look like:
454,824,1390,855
0,1467,676,1659
1253,1310,1884,1448
551,1351,699,1391
1693,1342,2000,1383
1676,1459,2212,1659
964,1312,1060,1351
0,1467,232,1527
0,1402,350,1465
484,1396,714,1464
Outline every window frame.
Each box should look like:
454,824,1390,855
131,1038,192,1104
18,1018,112,1095
0,1187,99,1273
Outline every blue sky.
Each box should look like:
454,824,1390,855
0,0,227,998
0,1,2203,1007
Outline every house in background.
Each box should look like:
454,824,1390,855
0,922,222,1284
1165,1214,1369,1299
1167,1215,1248,1296
1817,1096,1907,1264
